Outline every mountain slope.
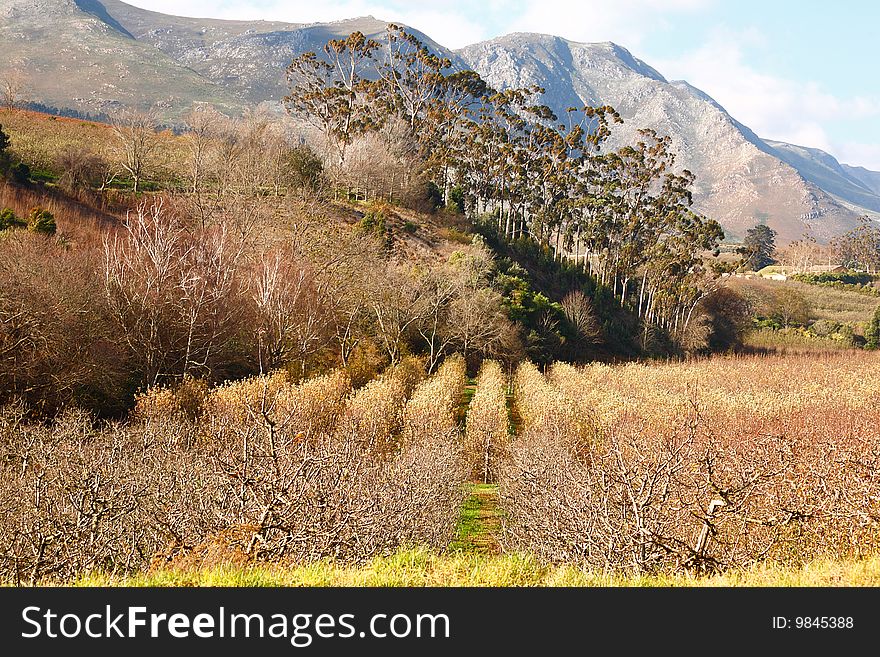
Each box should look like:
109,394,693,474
458,34,866,243
842,164,880,197
95,0,460,107
765,140,880,217
0,0,452,117
2,0,878,242
0,0,242,116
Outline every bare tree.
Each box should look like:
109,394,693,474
103,201,246,386
1,68,27,111
445,287,508,363
182,104,222,195
561,290,602,343
55,146,105,193
251,247,333,375
110,109,159,194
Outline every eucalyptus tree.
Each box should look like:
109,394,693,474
285,32,382,175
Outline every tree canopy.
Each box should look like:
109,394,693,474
284,25,726,349
739,224,777,271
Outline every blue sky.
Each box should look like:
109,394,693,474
129,0,880,169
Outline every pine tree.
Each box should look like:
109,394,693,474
738,224,777,271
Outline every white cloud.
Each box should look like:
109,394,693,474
835,143,880,170
506,0,715,47
654,27,880,169
124,1,489,47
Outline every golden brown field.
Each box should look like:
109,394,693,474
502,352,880,574
4,351,880,585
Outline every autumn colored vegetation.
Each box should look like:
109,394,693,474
0,359,469,584
2,25,879,587
502,352,880,573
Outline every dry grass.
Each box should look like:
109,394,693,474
727,276,877,324
70,548,880,587
0,109,185,179
0,179,122,245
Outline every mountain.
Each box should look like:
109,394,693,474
92,0,457,108
458,34,871,243
842,164,880,197
2,0,878,243
0,0,241,114
764,140,880,218
0,0,452,116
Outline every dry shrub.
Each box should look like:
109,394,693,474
0,359,470,581
134,377,210,424
336,373,406,454
0,405,218,584
464,360,509,482
134,386,181,422
204,369,350,444
386,355,427,398
344,339,387,389
514,361,593,447
402,353,466,444
501,354,880,574
200,360,466,563
151,526,253,573
0,229,126,414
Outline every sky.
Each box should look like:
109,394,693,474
127,0,880,170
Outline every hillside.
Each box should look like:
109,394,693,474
0,0,243,115
765,139,880,218
0,0,455,117
2,0,879,243
458,34,866,244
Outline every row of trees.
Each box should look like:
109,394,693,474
0,197,516,414
284,26,726,345
758,219,880,275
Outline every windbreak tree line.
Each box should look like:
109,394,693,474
285,26,725,345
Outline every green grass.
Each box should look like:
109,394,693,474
449,484,500,553
63,550,880,587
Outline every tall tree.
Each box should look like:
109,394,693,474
836,217,880,273
284,32,381,176
1,68,26,111
739,224,777,271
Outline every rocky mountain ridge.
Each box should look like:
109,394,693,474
1,0,878,242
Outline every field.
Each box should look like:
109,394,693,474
4,350,879,586
0,109,185,180
727,275,878,325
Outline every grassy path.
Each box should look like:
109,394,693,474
450,373,512,555
450,483,501,554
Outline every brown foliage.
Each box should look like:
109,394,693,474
501,354,880,574
0,230,126,414
0,357,470,581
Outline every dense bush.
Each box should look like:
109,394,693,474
866,305,880,349
0,361,469,582
792,271,874,286
26,207,55,235
500,355,880,574
464,360,509,483
0,206,23,229
791,272,880,297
